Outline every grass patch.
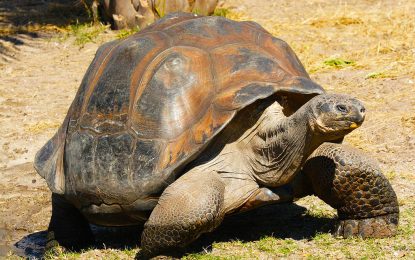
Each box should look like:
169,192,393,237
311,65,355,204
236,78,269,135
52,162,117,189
304,200,336,218
43,248,139,259
313,233,335,247
384,171,397,180
66,22,108,46
154,0,167,18
256,236,275,253
116,27,140,39
256,237,298,256
0,2,92,36
310,16,363,27
213,8,231,18
183,254,223,260
365,71,388,79
213,7,247,20
43,246,82,259
398,208,415,236
323,58,355,68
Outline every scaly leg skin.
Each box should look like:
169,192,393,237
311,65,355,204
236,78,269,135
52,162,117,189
138,171,226,259
299,142,399,238
45,193,94,253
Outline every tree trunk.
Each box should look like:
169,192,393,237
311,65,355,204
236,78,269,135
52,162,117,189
91,0,218,30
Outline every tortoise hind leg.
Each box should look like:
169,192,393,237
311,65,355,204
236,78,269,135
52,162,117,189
46,193,94,252
296,142,399,238
138,170,226,258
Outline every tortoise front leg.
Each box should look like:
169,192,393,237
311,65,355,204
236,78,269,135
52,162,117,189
139,171,226,258
297,142,399,238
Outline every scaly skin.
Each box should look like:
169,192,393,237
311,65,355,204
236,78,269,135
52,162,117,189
139,171,226,258
299,142,399,238
138,94,368,257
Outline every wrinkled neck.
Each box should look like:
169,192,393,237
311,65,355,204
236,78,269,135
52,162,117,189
244,103,321,187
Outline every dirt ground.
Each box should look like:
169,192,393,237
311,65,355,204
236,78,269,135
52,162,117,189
1,0,414,259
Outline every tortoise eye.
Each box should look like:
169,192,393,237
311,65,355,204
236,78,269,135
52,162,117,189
336,104,348,113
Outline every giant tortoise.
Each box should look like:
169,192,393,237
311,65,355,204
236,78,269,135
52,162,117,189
34,12,399,258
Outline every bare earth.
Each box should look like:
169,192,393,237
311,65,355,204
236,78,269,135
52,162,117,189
1,0,414,259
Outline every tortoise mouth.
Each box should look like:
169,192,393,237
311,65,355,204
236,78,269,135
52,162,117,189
334,119,363,127
315,119,363,136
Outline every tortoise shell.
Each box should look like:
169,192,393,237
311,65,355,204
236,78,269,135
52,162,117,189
35,13,324,208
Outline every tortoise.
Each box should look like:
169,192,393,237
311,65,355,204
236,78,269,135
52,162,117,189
34,12,399,258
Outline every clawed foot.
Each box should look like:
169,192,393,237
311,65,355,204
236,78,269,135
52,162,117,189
334,213,399,238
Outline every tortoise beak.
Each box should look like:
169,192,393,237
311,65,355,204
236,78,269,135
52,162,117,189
349,122,359,129
349,103,365,129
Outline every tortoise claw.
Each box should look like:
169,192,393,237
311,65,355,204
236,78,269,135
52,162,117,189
334,213,399,238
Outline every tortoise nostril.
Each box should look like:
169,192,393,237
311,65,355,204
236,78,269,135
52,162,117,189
360,107,366,113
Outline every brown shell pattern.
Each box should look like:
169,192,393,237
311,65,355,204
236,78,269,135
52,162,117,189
35,13,324,204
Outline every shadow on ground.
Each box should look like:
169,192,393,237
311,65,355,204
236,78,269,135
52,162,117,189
0,0,90,30
14,203,335,258
0,0,91,59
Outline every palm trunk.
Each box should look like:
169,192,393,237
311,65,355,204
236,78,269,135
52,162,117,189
90,0,218,30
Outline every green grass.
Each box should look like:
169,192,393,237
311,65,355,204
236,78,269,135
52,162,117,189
256,236,276,253
66,22,108,46
261,237,298,256
14,202,415,259
323,58,355,68
365,71,388,79
42,248,138,260
116,27,140,39
183,254,224,260
398,208,415,236
213,8,231,18
384,171,398,180
43,247,82,260
303,197,337,218
154,0,167,18
313,232,335,247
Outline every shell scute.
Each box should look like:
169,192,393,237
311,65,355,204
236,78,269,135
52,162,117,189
260,35,309,77
192,107,215,144
210,44,287,94
165,16,259,48
131,139,164,184
131,46,214,140
158,130,198,171
81,36,157,133
94,133,134,184
65,131,96,189
139,12,199,33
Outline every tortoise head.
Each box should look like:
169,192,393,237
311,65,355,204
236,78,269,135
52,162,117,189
307,94,366,140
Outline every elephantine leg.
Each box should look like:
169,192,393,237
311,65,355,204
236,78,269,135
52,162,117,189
300,142,399,238
139,171,225,258
46,193,94,251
